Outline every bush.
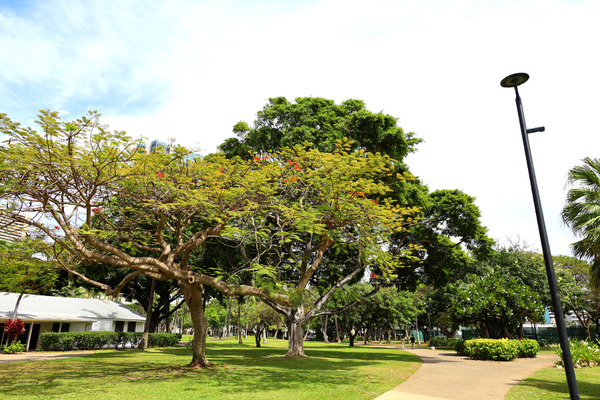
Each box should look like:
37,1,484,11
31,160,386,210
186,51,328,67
148,332,180,347
39,331,180,351
4,341,26,354
430,336,458,347
553,339,600,367
463,339,519,361
517,338,540,358
455,338,466,356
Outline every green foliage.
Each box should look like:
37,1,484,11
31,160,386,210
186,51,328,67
454,338,466,356
552,339,600,367
147,332,181,348
219,97,421,161
562,157,600,289
462,338,520,361
430,336,458,347
517,339,540,358
4,340,26,353
0,239,58,295
554,255,600,340
39,331,179,351
457,338,540,361
448,247,547,339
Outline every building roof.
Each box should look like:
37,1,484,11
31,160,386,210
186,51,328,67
0,292,146,323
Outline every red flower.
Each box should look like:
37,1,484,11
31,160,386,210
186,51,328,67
156,172,164,179
54,226,60,230
349,191,354,195
370,272,377,280
371,200,378,204
356,191,365,197
253,157,261,162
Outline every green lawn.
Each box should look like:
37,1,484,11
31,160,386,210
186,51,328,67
0,339,420,400
506,365,600,400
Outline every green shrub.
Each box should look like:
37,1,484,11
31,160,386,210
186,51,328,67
455,338,466,356
39,331,178,351
517,338,540,358
148,332,180,347
431,336,457,347
553,339,600,367
4,341,26,354
463,339,519,361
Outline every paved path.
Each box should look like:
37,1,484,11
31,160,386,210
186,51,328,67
374,347,558,400
0,350,95,363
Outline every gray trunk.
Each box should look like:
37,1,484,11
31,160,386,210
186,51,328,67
284,307,306,358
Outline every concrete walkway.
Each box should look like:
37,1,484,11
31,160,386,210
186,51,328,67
374,347,558,400
0,350,95,363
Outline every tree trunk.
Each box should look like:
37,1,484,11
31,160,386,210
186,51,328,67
254,322,264,347
139,278,156,349
438,323,456,338
11,292,24,320
284,307,306,358
320,315,329,343
181,282,210,368
238,300,243,344
262,328,268,344
224,297,229,338
334,315,342,343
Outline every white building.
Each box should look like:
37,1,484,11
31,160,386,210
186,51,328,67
0,292,146,351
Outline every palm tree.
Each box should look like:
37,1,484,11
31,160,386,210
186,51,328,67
562,157,600,288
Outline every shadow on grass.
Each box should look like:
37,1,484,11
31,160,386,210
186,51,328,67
516,376,600,399
1,344,420,399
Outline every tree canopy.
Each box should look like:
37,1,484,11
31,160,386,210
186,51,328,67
562,157,600,288
0,109,421,362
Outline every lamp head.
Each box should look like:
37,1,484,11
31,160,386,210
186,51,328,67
500,73,529,88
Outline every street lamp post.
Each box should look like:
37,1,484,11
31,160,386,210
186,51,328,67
500,72,579,400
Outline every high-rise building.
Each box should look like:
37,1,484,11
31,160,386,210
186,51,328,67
0,212,28,242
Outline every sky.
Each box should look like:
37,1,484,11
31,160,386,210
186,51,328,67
1,0,599,258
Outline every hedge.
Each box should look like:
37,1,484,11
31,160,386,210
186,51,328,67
456,338,540,361
430,336,458,347
39,331,180,351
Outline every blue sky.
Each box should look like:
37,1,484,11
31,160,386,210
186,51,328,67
2,0,600,257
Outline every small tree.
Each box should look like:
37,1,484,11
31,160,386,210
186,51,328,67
3,318,26,345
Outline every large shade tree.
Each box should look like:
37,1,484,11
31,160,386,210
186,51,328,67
221,97,491,293
562,157,600,288
0,110,418,363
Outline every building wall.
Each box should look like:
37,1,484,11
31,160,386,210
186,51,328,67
92,319,115,332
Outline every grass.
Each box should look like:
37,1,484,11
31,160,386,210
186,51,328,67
0,339,420,400
506,365,600,400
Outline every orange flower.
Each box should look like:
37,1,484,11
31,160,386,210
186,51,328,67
253,156,261,162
